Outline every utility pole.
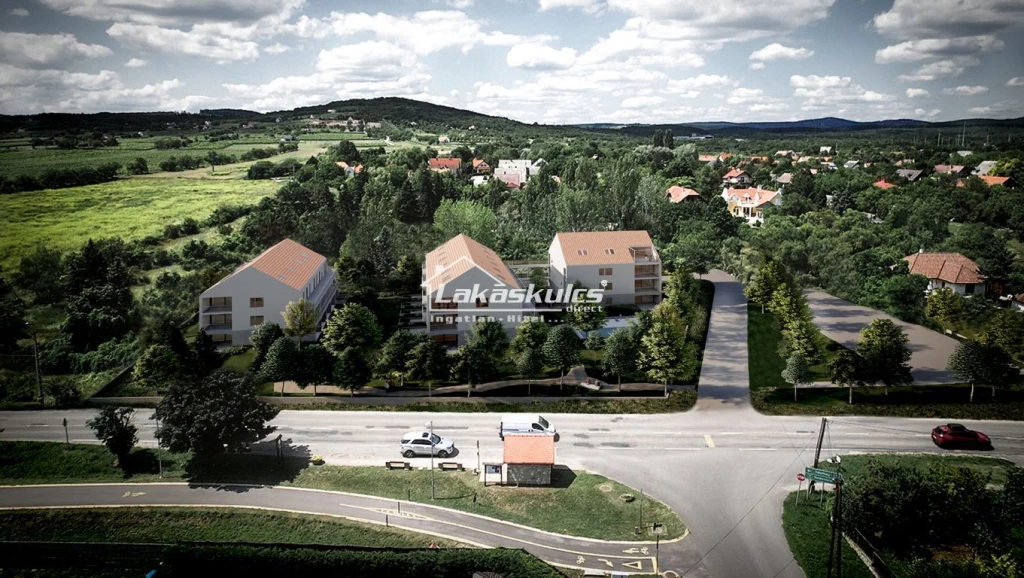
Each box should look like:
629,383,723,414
31,329,42,403
809,417,827,491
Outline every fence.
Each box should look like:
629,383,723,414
847,528,899,578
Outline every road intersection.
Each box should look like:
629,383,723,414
2,271,1023,577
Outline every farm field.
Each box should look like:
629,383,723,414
0,178,279,269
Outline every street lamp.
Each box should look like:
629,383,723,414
427,420,435,500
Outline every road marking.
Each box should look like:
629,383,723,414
845,433,871,436
718,432,744,435
704,435,715,448
622,546,649,555
577,556,585,564
623,560,644,570
122,491,146,498
737,448,777,451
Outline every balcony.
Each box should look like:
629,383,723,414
634,265,660,278
630,246,659,264
203,305,232,313
202,324,233,334
634,282,661,294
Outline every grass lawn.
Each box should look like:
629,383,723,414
820,453,1016,486
0,441,685,541
782,491,874,578
0,508,460,549
0,178,279,270
221,348,257,374
752,382,1024,420
748,303,839,390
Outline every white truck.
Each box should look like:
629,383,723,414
499,414,558,440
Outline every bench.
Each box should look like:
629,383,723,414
385,461,411,470
438,462,463,471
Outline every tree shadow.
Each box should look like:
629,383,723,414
549,465,577,489
184,439,313,491
121,448,171,478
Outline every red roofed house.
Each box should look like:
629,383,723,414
666,185,700,203
428,157,462,175
471,158,491,174
722,186,782,225
904,251,987,296
503,434,556,486
934,164,970,177
722,167,751,185
335,161,363,177
199,239,337,347
873,179,896,190
979,175,1013,188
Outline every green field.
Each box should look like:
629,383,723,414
0,508,460,548
0,441,685,541
0,178,279,269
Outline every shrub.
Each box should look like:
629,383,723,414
39,336,75,374
72,336,139,374
47,378,82,407
180,217,200,235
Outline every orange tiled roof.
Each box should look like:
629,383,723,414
503,434,555,465
873,179,896,189
428,157,461,170
723,168,747,179
241,239,326,291
980,175,1009,186
904,252,985,285
423,234,520,296
553,231,658,266
724,187,779,207
472,158,489,168
666,185,700,203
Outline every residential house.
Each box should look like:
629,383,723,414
427,157,462,175
493,169,525,188
775,172,793,185
334,161,363,177
974,160,997,175
199,239,337,347
503,434,555,486
666,185,700,203
819,146,834,155
722,186,782,225
698,154,720,165
548,230,662,307
437,135,450,144
722,168,751,185
279,135,295,142
422,234,528,347
873,179,896,190
904,251,987,296
470,175,491,186
497,159,545,182
775,150,796,158
979,175,1013,188
933,164,970,177
471,158,491,174
957,150,973,157
843,160,860,169
896,169,924,182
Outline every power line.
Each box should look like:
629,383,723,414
680,434,818,577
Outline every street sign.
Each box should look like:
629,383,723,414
796,473,806,482
804,467,841,484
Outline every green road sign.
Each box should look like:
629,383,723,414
805,467,842,484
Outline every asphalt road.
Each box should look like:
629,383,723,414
805,290,960,384
3,271,1024,577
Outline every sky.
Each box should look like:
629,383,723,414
1,0,1023,124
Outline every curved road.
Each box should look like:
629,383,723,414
3,271,1024,577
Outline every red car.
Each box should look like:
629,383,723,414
931,423,993,450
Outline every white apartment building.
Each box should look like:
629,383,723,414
422,234,530,347
495,159,546,186
548,231,662,307
199,239,337,347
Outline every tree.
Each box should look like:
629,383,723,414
948,339,1019,402
154,369,279,455
926,288,964,332
830,349,865,404
333,347,372,392
376,330,422,386
0,272,26,353
639,302,697,394
979,308,1024,361
467,318,510,362
406,339,449,396
509,318,550,357
516,348,545,395
451,341,492,396
249,321,284,371
781,352,811,401
543,324,581,386
132,344,185,392
857,319,913,395
125,157,148,175
745,258,787,314
13,245,63,304
87,406,138,466
565,283,607,334
604,328,638,390
321,303,382,358
150,319,190,362
664,268,701,316
190,330,220,378
282,298,319,344
260,336,298,395
433,199,497,248
295,344,334,396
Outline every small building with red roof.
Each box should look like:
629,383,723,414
722,167,751,185
428,157,462,175
873,179,896,190
471,158,491,174
666,185,700,203
904,251,987,296
503,434,556,486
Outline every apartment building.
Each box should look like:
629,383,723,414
199,239,337,346
548,231,662,307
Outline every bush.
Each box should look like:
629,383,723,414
39,336,75,374
47,378,82,407
72,336,139,374
163,223,183,239
202,204,253,227
181,217,200,235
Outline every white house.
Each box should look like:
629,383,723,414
199,239,337,347
722,186,782,225
904,251,987,296
422,234,530,347
548,231,662,307
497,159,545,183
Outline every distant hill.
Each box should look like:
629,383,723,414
577,116,1024,137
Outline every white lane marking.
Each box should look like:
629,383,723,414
718,432,744,435
704,435,715,448
737,448,777,451
591,447,702,451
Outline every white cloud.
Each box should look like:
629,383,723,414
1008,77,1024,86
606,0,835,35
967,100,1024,118
262,43,289,54
913,108,941,118
107,22,261,61
316,41,416,76
447,0,474,7
666,74,736,91
506,43,576,70
750,62,765,70
905,88,929,98
727,87,770,105
749,103,789,112
124,58,148,67
873,0,1024,41
38,0,304,27
621,95,664,108
897,56,978,81
875,35,1003,63
8,7,29,16
569,20,706,69
538,0,603,14
749,43,814,61
790,75,895,106
941,85,988,96
0,32,112,67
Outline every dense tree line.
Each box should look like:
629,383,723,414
0,162,121,194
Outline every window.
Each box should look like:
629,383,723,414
250,315,264,326
576,249,588,256
604,248,615,255
603,282,613,290
431,334,458,344
250,297,264,308
599,267,613,276
965,284,975,294
209,296,232,308
210,334,232,343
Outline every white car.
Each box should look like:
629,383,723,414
400,431,455,458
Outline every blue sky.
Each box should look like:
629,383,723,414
1,0,1022,123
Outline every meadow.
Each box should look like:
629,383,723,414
0,178,279,270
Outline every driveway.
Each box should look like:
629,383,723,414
804,290,959,384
